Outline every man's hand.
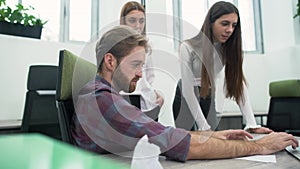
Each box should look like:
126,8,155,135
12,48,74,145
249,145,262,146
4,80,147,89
255,132,299,154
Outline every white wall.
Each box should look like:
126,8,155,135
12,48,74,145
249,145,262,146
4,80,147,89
0,0,299,125
0,35,85,120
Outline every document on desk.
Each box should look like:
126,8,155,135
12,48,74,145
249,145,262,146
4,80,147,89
131,135,164,169
235,134,276,163
236,154,276,163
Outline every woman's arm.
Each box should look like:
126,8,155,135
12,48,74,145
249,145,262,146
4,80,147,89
144,54,155,85
237,84,259,129
238,84,272,133
180,42,210,130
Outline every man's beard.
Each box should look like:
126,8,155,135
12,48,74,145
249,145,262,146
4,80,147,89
128,80,137,93
112,69,139,93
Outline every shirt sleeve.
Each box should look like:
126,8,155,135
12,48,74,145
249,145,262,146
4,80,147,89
100,90,191,162
144,53,155,85
214,71,225,115
180,42,211,130
237,84,261,130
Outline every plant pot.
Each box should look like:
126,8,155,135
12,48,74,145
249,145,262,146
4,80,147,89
0,21,42,39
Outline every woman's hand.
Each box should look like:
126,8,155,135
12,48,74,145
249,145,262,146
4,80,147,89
249,127,273,134
155,91,164,107
212,129,253,141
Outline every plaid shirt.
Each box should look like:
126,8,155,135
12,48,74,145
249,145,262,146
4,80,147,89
72,75,191,162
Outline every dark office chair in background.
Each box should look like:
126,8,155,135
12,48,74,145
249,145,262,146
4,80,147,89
267,79,300,136
21,65,61,140
56,49,97,144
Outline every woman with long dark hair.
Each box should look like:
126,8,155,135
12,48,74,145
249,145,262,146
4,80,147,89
173,1,272,133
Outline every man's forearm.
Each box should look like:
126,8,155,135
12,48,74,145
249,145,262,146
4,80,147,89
187,133,261,160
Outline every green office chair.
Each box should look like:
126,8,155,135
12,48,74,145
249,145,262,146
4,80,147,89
22,65,61,140
267,79,300,136
56,49,97,144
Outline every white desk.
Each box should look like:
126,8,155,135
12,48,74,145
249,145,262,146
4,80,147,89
0,119,21,129
217,112,268,129
104,149,299,169
103,134,299,169
217,111,268,117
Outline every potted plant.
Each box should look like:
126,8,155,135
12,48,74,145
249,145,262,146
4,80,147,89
0,0,47,39
294,0,300,18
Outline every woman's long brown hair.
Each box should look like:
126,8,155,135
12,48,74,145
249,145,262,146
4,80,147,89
187,1,246,103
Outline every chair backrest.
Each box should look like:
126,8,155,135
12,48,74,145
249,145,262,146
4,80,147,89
56,49,96,144
267,80,300,133
267,97,300,132
21,65,61,140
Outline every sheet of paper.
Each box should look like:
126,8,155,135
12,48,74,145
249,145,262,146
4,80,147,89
236,154,276,163
131,135,164,169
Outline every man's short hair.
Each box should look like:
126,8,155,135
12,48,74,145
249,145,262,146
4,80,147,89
95,25,150,72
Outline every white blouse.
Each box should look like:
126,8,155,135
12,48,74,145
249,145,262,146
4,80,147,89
179,41,260,131
135,53,158,112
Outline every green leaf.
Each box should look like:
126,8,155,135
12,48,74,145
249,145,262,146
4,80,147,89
0,0,47,26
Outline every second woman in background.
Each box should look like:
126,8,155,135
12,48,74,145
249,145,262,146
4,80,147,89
119,1,164,120
173,1,272,133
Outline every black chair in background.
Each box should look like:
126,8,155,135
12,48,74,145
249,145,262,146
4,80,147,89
266,79,300,136
56,49,96,144
21,65,61,140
